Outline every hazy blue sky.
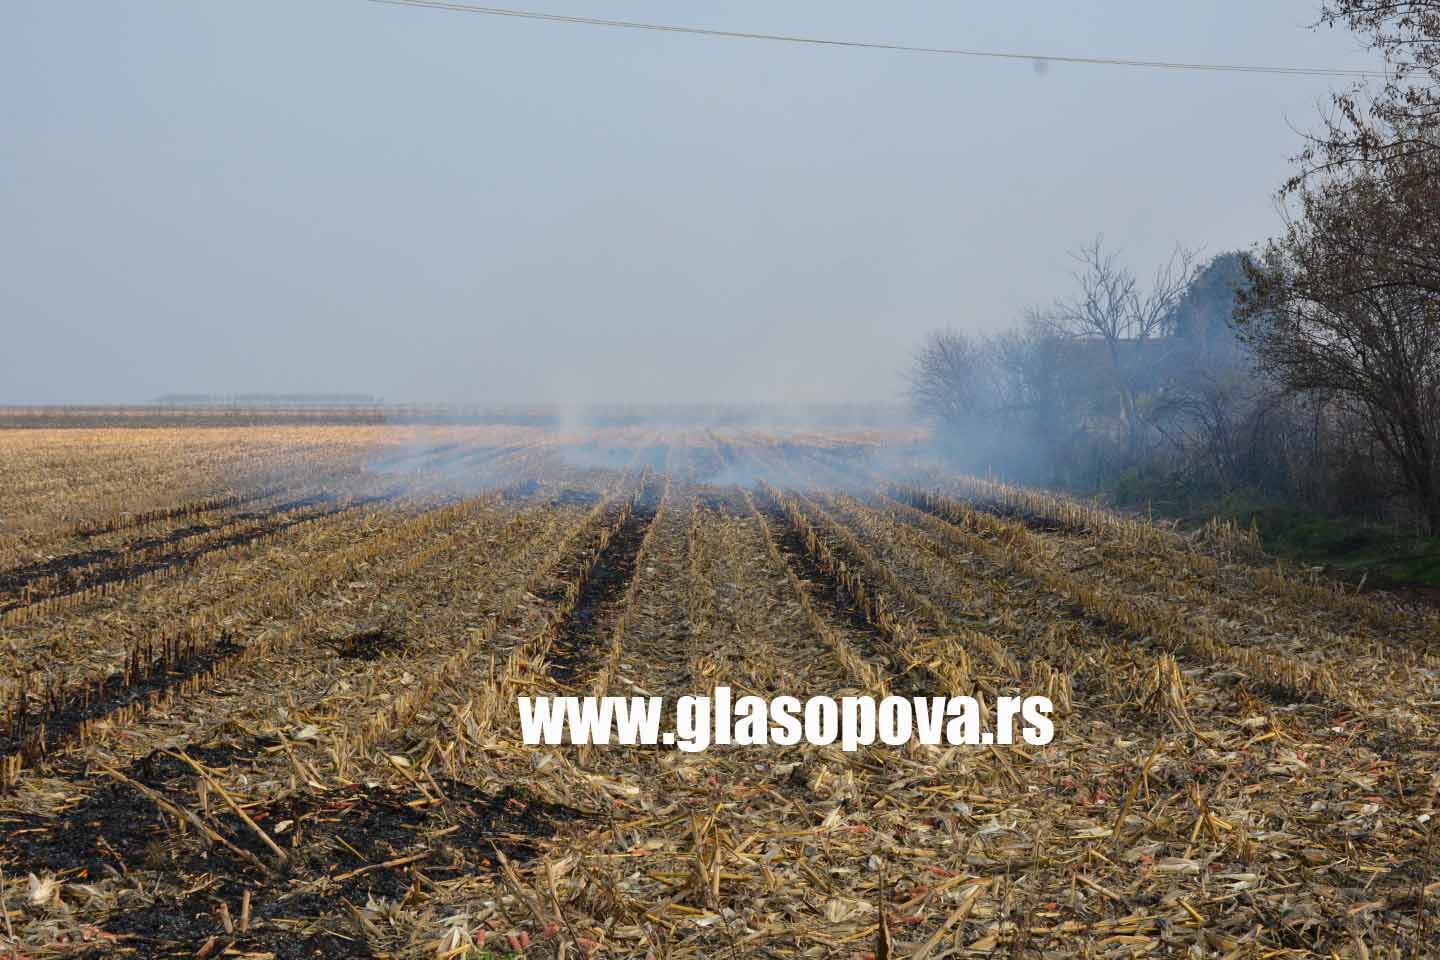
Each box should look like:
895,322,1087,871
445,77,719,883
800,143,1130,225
1,1,1380,404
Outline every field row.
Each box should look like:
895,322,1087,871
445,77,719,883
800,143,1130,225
0,428,1435,957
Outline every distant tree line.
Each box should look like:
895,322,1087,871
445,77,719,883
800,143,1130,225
910,1,1440,534
908,245,1295,510
155,394,382,405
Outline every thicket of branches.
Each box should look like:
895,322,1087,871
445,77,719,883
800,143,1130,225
911,2,1440,532
908,247,1312,509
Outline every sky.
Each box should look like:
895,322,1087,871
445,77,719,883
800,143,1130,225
0,1,1382,405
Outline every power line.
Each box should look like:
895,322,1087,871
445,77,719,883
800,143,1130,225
363,0,1394,80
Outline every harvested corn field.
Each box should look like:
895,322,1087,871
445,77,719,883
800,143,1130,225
1,418,1437,959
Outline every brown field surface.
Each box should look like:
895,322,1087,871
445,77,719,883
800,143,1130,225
0,419,1436,958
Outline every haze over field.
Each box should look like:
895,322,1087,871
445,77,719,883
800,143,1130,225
1,1,1378,405
12,5,1440,949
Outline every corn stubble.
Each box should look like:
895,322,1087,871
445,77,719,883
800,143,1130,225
0,423,1435,957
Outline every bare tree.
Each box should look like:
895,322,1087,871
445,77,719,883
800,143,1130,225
1152,346,1276,490
906,330,990,429
1033,237,1199,461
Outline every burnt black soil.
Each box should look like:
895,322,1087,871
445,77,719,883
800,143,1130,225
545,493,659,685
687,448,728,484
367,442,464,472
553,488,601,507
697,488,741,515
0,638,243,760
376,443,526,485
567,443,636,471
632,444,670,473
325,626,403,661
316,780,585,897
759,497,930,697
105,899,370,960
711,439,741,471
69,488,280,538
464,444,525,468
763,502,877,639
894,491,1079,536
530,496,633,605
409,441,514,477
504,477,542,501
2,746,586,957
970,498,1078,534
4,494,327,587
0,491,398,613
